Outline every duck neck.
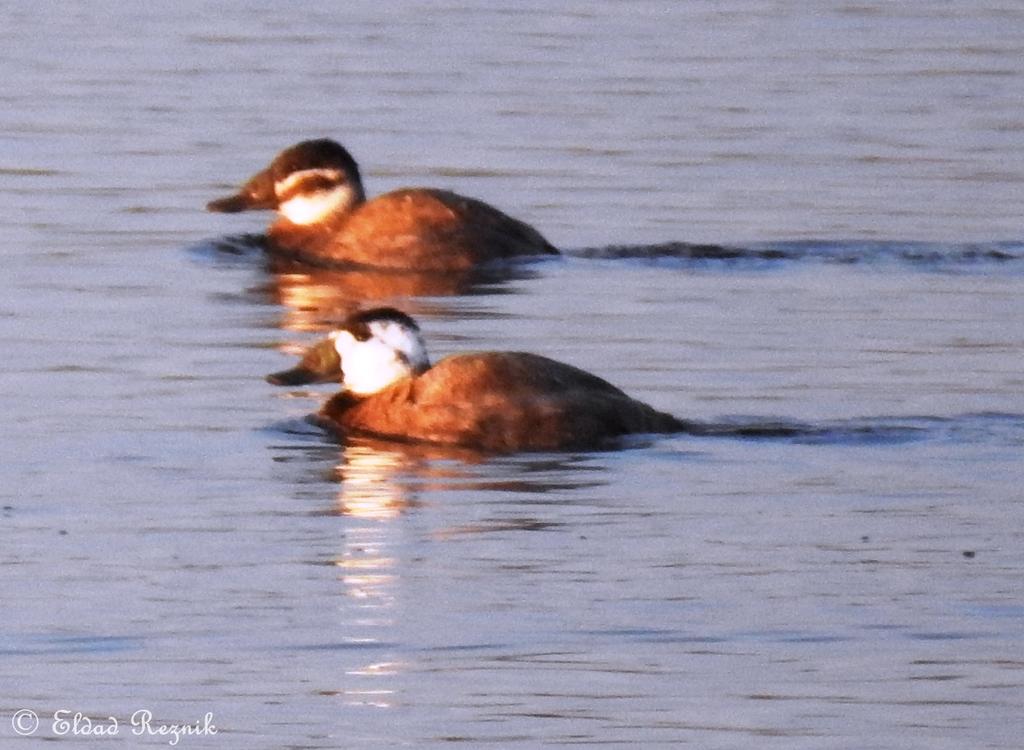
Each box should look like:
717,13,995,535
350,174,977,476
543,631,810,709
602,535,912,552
324,390,365,415
267,215,337,256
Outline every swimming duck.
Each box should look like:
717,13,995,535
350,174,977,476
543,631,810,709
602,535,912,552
267,307,684,452
207,139,558,271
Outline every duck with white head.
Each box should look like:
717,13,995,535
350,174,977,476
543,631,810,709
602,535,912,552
268,308,685,453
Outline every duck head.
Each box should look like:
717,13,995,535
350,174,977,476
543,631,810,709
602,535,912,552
207,139,367,225
268,307,430,395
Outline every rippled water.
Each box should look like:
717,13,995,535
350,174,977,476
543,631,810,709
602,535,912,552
3,3,1024,748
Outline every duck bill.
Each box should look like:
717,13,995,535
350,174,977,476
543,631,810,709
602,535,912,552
267,337,343,386
207,169,278,213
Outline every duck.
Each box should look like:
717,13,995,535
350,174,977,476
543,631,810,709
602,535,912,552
207,139,558,272
267,307,685,453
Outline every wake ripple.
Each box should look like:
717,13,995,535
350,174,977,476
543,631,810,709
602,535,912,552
677,412,1024,446
573,240,1024,271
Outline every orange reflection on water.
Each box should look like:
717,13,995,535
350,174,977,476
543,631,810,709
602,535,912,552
264,260,492,333
331,438,489,518
333,443,417,520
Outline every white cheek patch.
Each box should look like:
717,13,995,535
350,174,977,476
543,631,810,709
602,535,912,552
274,169,355,225
278,186,355,225
334,330,414,396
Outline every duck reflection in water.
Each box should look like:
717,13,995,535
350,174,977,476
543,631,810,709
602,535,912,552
281,433,608,531
332,440,423,520
258,253,542,334
330,437,492,519
267,307,684,453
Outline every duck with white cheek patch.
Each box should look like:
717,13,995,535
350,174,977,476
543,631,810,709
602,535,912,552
208,139,558,271
267,308,686,453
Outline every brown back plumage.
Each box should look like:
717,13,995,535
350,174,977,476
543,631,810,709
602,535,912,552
270,188,557,271
319,352,683,452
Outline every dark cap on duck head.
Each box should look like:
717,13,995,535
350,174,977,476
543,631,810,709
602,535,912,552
207,138,362,213
266,307,421,386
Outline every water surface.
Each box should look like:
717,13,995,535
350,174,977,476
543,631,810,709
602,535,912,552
2,3,1023,748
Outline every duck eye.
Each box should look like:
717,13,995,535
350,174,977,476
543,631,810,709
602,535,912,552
348,322,372,342
303,172,343,191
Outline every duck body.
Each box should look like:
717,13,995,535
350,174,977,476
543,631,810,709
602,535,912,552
208,139,557,271
319,351,683,452
268,308,684,453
